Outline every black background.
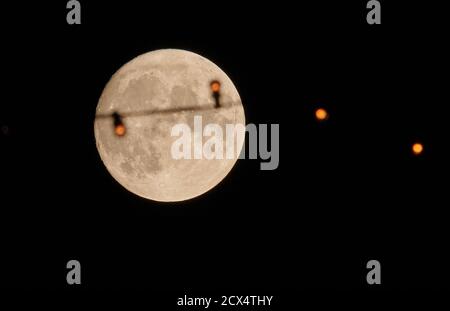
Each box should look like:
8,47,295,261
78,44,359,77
0,0,449,303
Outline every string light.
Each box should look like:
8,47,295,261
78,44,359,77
210,80,221,108
210,80,221,93
315,108,328,121
113,112,126,137
412,142,424,156
96,81,235,137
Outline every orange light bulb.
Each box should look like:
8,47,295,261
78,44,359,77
115,124,126,137
210,81,221,93
412,143,423,155
315,108,328,121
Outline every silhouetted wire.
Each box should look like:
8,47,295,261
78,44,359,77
95,100,240,119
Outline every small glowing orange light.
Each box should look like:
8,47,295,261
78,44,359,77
115,124,126,136
210,80,221,93
315,108,328,121
412,143,423,155
112,112,126,137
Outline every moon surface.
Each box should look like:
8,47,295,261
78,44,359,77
94,49,245,202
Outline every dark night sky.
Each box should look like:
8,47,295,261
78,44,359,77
0,0,449,302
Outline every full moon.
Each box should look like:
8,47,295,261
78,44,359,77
94,49,245,202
